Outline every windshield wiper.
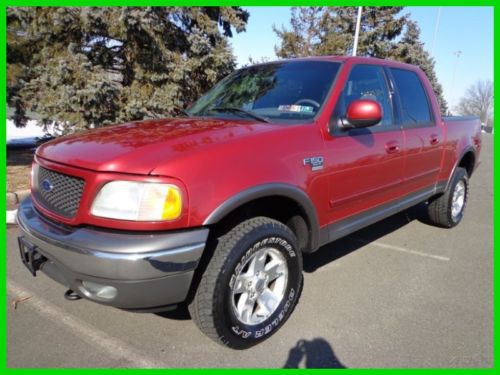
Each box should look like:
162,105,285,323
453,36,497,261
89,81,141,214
208,106,270,123
180,109,192,117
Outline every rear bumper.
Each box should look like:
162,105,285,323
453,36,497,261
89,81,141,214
17,197,209,309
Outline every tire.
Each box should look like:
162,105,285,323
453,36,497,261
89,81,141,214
427,167,469,228
189,217,303,349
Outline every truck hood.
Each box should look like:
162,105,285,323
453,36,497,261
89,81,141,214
37,118,277,175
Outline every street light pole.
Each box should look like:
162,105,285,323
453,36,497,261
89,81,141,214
352,7,363,56
449,50,462,114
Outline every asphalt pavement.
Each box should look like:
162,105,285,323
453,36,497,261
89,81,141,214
6,134,493,368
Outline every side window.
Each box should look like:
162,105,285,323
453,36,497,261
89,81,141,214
390,68,433,127
332,64,394,134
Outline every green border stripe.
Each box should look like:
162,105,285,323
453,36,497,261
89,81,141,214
3,1,498,6
1,2,6,372
2,1,496,372
493,3,497,372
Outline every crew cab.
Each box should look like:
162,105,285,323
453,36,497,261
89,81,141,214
17,56,481,349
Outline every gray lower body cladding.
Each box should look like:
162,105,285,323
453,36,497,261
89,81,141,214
16,197,209,309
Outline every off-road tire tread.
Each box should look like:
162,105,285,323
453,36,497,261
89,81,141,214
427,167,468,228
188,216,301,348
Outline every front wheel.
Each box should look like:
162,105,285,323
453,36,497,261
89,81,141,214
189,217,303,349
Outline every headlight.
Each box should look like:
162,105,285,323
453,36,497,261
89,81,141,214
91,181,182,221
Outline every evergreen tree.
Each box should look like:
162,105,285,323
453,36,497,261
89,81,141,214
274,7,448,113
320,7,407,57
274,7,406,58
7,7,249,133
389,20,447,113
273,7,324,58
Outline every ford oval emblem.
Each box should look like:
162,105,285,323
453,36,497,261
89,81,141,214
41,179,54,192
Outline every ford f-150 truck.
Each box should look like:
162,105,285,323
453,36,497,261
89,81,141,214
17,56,481,349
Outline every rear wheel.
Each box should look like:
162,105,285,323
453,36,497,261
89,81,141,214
189,217,303,349
427,167,469,228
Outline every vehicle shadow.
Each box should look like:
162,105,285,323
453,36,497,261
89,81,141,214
304,203,429,273
155,306,191,321
283,338,346,368
7,148,36,167
155,203,432,322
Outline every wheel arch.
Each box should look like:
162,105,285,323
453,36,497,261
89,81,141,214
445,146,476,191
458,149,476,177
203,183,320,253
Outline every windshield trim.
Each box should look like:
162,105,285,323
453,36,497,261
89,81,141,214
310,61,344,123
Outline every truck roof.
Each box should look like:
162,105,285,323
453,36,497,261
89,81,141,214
253,55,420,71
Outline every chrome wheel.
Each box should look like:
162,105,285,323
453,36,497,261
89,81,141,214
231,247,288,326
451,180,466,219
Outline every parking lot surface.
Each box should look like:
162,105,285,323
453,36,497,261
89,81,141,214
7,135,493,368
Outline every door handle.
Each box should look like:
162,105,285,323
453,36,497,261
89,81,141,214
385,141,400,154
430,134,440,145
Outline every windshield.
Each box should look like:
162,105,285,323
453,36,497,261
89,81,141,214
187,61,341,123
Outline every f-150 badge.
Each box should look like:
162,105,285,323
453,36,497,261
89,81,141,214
303,156,324,171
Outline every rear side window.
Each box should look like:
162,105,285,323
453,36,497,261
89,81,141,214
390,68,433,127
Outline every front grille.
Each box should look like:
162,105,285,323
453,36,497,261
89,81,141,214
32,165,85,218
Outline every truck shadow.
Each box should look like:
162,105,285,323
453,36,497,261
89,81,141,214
283,338,346,368
155,308,191,320
304,202,430,273
156,203,431,320
7,148,35,166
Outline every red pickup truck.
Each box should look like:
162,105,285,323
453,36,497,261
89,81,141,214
18,56,481,349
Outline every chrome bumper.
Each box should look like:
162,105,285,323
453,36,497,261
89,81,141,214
17,197,209,309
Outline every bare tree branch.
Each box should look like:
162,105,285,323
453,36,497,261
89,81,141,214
455,80,493,128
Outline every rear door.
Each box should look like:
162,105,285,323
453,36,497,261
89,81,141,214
388,68,444,192
324,63,406,224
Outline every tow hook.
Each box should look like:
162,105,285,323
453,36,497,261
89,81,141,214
64,289,82,301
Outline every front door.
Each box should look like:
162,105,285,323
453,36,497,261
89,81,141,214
324,63,405,224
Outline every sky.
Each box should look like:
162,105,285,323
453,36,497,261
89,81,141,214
230,6,494,112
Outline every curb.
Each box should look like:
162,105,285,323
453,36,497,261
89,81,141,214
6,190,29,225
7,189,30,206
7,209,18,225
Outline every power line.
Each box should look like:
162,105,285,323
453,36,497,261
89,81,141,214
430,7,442,57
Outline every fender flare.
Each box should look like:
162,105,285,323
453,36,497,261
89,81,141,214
203,183,321,252
444,146,476,192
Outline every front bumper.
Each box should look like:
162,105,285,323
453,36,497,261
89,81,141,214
17,197,209,310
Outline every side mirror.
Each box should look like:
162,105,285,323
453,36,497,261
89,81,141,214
339,99,382,130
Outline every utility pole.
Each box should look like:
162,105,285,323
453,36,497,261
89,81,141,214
449,50,462,115
430,7,442,57
352,7,363,56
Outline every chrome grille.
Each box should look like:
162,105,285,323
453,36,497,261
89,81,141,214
32,165,85,218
